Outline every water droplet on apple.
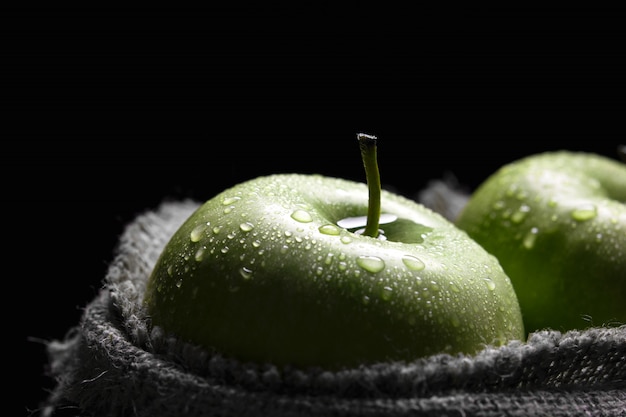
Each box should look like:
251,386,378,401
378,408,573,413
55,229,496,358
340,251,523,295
337,213,397,229
492,200,506,210
318,224,341,235
291,209,313,223
483,277,496,291
223,206,235,214
190,223,209,242
511,204,530,223
280,245,289,254
222,196,241,205
212,226,222,234
340,236,352,244
449,282,460,293
175,279,182,288
194,247,206,261
239,222,254,232
221,246,229,254
523,227,539,249
356,256,385,273
571,204,597,221
240,266,253,280
401,255,425,271
362,295,370,305
337,215,367,229
381,286,393,300
252,240,261,248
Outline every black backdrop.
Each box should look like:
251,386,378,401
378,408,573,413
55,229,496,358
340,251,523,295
8,6,625,416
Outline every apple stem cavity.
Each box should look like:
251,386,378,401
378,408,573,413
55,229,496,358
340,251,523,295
357,133,382,238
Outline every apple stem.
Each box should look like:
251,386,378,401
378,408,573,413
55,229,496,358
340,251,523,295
357,133,381,238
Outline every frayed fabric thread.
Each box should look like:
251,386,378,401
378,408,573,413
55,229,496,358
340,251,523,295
40,194,626,417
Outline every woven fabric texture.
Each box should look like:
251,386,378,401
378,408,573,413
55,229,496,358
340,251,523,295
40,197,626,417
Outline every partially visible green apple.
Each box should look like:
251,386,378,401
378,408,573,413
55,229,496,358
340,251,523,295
456,150,626,334
144,135,524,369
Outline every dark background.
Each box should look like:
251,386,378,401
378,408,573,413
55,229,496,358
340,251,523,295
6,6,625,416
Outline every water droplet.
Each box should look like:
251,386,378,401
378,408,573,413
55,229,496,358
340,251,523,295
324,253,334,265
223,206,235,214
483,277,496,291
336,215,367,229
280,245,289,254
523,227,539,249
340,236,352,244
239,222,254,232
190,223,209,242
212,226,222,234
381,286,393,301
319,224,341,235
571,204,597,221
337,213,397,229
194,247,206,261
362,295,370,305
221,246,230,254
511,205,530,223
167,265,174,276
450,314,461,327
401,255,425,271
291,209,313,223
222,196,241,205
239,266,253,280
492,200,506,210
379,213,398,224
449,282,460,293
356,256,385,273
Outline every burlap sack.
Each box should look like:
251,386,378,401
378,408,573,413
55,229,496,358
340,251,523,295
40,182,626,417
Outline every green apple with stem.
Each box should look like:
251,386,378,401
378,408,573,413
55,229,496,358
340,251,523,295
143,134,524,369
456,149,626,334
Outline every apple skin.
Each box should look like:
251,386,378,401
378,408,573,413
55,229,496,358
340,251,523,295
144,173,524,369
456,151,626,334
